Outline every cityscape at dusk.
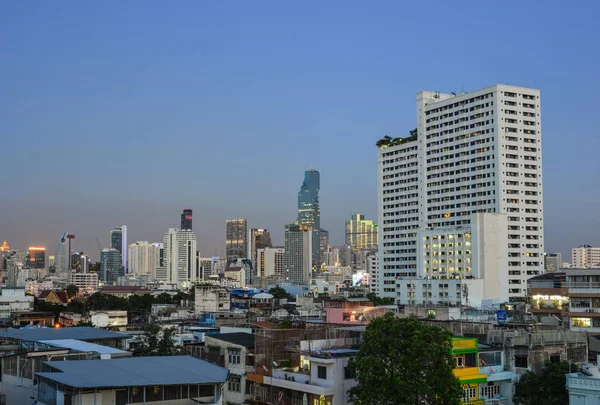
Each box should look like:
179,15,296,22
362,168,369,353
1,2,600,405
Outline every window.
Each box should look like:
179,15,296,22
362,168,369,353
228,375,241,392
550,355,561,363
344,366,356,379
463,387,477,401
479,352,502,367
318,365,327,379
455,356,464,367
515,356,528,368
480,384,501,399
572,317,591,328
228,348,241,365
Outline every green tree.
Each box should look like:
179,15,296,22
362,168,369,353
132,325,181,357
66,284,79,299
366,292,394,306
514,361,575,405
269,286,292,300
349,313,461,405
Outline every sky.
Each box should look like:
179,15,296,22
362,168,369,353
1,1,599,262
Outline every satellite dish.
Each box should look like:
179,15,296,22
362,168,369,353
273,361,278,367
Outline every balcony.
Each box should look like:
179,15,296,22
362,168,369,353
485,399,508,405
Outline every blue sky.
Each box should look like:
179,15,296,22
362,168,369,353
1,1,599,261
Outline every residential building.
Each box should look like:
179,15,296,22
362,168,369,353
204,333,255,405
227,219,248,263
163,228,198,287
378,85,544,301
284,224,312,284
345,214,378,250
181,208,193,230
109,225,128,271
297,169,328,267
544,252,563,272
224,266,246,288
100,248,124,285
128,241,160,276
572,245,600,268
248,228,272,268
256,247,285,278
25,280,54,297
5,252,23,288
99,285,152,298
90,310,128,327
26,246,45,269
366,252,379,293
69,272,100,293
566,359,600,405
195,285,231,314
0,288,34,320
34,356,228,405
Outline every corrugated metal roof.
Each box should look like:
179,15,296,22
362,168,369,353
36,356,229,388
38,339,130,356
3,326,129,342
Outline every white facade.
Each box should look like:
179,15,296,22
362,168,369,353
566,359,600,405
128,241,160,276
0,288,34,319
284,224,312,283
163,229,198,288
256,247,285,278
90,310,128,327
69,272,99,292
366,253,379,293
195,285,231,314
25,280,54,297
572,246,600,268
378,85,544,300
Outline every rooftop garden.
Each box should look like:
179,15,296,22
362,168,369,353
376,128,418,148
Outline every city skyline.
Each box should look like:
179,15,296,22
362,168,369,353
2,2,599,261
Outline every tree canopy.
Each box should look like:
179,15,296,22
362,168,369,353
514,361,575,405
366,292,395,306
131,324,181,357
269,286,292,300
349,313,462,405
66,284,79,299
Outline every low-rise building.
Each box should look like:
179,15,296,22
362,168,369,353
99,285,152,298
0,288,34,321
34,356,229,405
24,280,54,297
38,290,68,305
59,312,83,327
90,310,128,327
69,272,99,293
566,358,600,405
196,284,231,314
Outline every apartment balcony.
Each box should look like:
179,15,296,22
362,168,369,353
485,398,508,405
262,369,336,397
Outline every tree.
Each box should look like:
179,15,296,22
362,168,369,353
514,361,575,405
349,313,462,405
366,292,394,306
269,286,292,300
66,284,79,299
132,325,181,357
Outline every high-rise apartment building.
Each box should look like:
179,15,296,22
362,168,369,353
26,247,46,269
284,224,312,283
345,214,378,250
296,169,328,266
248,228,272,268
181,209,193,230
226,219,247,263
100,248,124,285
163,229,197,287
377,85,544,301
572,246,600,268
109,225,128,271
256,247,285,278
128,241,160,276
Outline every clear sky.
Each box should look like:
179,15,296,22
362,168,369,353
1,1,599,262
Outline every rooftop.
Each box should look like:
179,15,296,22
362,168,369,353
39,339,130,357
3,326,129,342
36,356,229,388
207,332,255,348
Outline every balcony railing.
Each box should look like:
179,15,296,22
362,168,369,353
485,399,508,405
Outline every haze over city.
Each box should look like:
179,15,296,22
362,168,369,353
2,1,599,260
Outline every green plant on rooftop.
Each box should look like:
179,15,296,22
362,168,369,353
349,313,461,405
376,128,418,148
366,292,394,306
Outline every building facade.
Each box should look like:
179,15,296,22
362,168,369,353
248,228,272,269
544,252,563,272
181,208,193,230
378,85,544,301
256,247,285,278
226,219,248,263
284,224,312,283
572,245,600,268
109,225,128,271
297,169,328,267
26,246,46,269
128,241,160,276
345,214,378,250
100,248,123,285
163,228,197,287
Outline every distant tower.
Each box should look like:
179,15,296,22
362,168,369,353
296,169,327,267
226,219,248,263
110,225,128,271
181,209,193,230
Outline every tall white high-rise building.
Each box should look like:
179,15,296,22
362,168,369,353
256,247,285,278
284,224,312,283
128,241,160,276
163,229,197,287
572,246,600,268
377,85,544,301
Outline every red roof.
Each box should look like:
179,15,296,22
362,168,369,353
252,321,275,329
38,290,68,304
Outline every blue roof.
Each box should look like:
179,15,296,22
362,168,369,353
38,339,130,357
36,356,229,388
3,327,129,342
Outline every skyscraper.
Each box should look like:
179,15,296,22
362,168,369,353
256,247,285,278
181,209,193,230
377,85,544,301
345,214,378,250
55,232,73,279
248,228,272,269
284,224,312,283
110,225,128,271
163,228,197,287
296,169,328,267
26,246,46,269
128,241,160,276
100,248,124,285
226,219,248,263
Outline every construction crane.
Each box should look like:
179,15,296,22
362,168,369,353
95,237,103,254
